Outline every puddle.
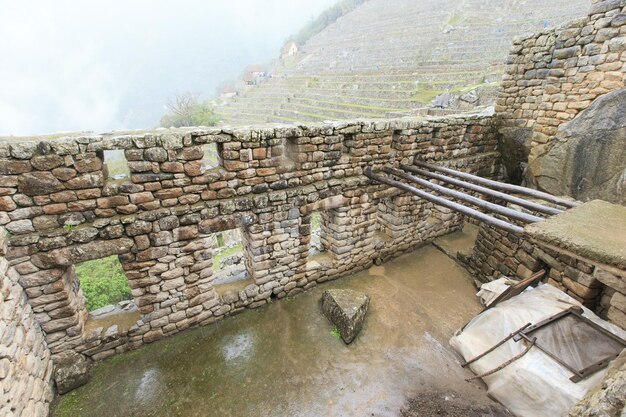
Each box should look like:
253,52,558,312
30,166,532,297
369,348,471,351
83,310,141,335
53,244,505,417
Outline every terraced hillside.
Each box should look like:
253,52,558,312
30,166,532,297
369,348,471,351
215,0,589,125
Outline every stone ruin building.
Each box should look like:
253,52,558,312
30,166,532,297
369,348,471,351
1,0,625,416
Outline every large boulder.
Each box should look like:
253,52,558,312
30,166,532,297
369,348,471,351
527,88,626,204
53,351,91,394
321,289,369,344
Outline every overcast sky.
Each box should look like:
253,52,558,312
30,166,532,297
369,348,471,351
0,0,337,136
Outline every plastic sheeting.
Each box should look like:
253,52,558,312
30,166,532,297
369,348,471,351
450,284,626,417
476,277,518,307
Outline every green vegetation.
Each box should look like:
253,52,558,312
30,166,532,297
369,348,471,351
411,88,445,104
76,256,132,311
330,326,341,340
160,93,219,128
287,0,370,46
311,212,321,230
64,224,77,231
447,13,461,26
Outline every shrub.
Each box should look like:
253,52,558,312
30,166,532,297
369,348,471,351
160,92,218,128
76,256,132,311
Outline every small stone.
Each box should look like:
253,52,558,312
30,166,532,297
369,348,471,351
90,304,116,317
321,289,370,344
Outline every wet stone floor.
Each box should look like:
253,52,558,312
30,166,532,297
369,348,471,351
53,243,508,417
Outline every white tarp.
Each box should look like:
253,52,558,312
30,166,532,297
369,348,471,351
475,277,518,307
450,284,626,417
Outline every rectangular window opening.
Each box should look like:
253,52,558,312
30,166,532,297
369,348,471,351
309,211,330,256
374,199,395,243
342,133,354,155
103,149,130,180
210,228,250,288
76,255,140,334
202,143,221,170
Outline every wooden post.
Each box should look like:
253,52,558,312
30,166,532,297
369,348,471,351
413,160,579,208
401,165,563,216
365,169,525,235
383,167,544,224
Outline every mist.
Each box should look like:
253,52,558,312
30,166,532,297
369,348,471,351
0,0,337,136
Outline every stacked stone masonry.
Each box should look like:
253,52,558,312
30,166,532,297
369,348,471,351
0,115,500,393
464,222,626,329
497,0,626,160
0,228,54,417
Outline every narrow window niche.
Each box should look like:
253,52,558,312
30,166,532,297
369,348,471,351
202,143,220,171
103,149,130,180
373,198,395,244
309,211,330,256
75,255,140,335
342,133,355,156
210,228,250,289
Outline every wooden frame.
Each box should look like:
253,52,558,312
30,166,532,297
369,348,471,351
513,307,626,382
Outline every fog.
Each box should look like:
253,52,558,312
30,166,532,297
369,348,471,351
0,0,337,136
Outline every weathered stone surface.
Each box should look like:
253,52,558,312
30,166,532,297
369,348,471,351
18,172,64,195
53,351,91,395
321,289,370,344
31,238,134,267
497,127,534,184
524,201,626,271
527,88,626,204
568,350,626,417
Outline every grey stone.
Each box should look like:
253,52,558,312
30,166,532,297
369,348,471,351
90,304,116,317
321,289,369,344
527,88,626,204
18,172,64,196
432,92,451,109
568,350,626,417
53,351,91,395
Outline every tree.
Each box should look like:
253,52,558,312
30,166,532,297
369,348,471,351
160,92,218,128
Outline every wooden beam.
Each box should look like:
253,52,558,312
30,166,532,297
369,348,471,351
383,167,544,224
365,169,525,235
413,160,579,208
401,165,563,216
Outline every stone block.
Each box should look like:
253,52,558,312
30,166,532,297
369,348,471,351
321,289,369,344
53,351,91,394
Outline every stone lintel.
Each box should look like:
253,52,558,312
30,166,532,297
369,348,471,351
524,200,626,276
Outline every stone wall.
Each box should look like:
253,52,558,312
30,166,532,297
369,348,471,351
496,0,626,195
464,222,626,329
0,115,500,389
0,227,54,417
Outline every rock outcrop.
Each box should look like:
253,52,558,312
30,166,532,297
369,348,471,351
321,289,370,344
527,88,626,204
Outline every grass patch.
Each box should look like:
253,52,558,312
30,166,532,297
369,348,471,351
331,326,341,340
447,13,460,26
411,88,444,104
76,256,132,311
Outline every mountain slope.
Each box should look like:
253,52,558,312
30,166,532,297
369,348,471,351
216,0,589,125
